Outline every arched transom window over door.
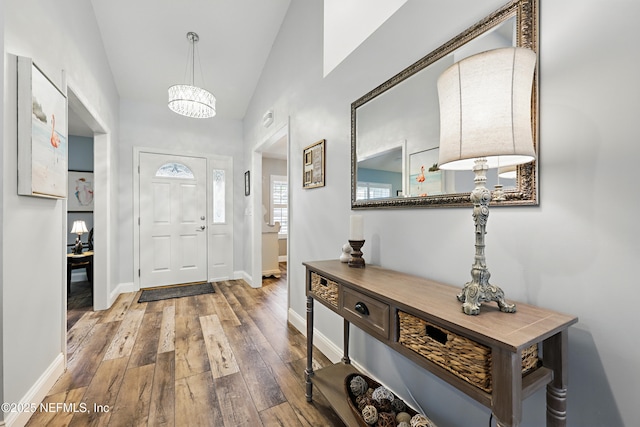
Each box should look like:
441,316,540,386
155,162,195,179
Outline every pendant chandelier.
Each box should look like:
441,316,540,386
168,32,216,118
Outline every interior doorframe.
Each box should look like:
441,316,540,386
250,120,290,290
133,147,234,289
66,86,111,324
66,88,110,314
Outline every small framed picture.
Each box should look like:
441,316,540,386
68,170,94,212
303,139,325,189
409,147,444,197
244,170,250,196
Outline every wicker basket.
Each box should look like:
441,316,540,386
398,311,539,393
310,272,339,308
345,373,418,427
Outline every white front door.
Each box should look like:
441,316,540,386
139,152,208,288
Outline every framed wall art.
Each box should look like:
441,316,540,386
17,56,68,199
409,147,444,197
68,171,94,212
303,139,325,189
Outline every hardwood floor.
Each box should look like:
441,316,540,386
29,264,345,427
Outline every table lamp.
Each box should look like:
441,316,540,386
71,220,88,254
437,47,537,315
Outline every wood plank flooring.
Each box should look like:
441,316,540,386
28,264,345,427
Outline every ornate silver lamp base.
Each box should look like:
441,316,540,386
458,158,516,315
457,270,516,315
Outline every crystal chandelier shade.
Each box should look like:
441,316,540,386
168,32,216,119
168,84,216,118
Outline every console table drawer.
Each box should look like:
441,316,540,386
342,287,389,340
309,272,339,309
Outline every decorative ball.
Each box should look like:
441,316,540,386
398,423,411,427
356,394,366,410
356,395,376,412
377,412,396,427
366,387,374,398
396,411,412,424
410,413,435,427
362,405,378,425
372,386,395,403
376,398,393,413
392,398,407,413
350,376,368,397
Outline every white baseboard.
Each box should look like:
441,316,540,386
278,255,287,262
4,353,65,427
108,281,137,307
233,270,252,285
287,308,343,363
234,270,261,288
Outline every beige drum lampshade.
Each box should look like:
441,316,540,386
437,47,537,170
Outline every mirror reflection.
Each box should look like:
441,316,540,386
352,0,537,208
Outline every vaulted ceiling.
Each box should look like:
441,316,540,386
89,0,291,121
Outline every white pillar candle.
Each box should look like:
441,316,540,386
349,215,364,240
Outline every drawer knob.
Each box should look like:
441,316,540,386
355,302,369,316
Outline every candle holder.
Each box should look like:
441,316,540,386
348,240,365,268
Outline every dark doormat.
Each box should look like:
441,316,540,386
138,282,214,303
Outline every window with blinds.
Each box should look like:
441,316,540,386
357,181,392,200
271,175,288,236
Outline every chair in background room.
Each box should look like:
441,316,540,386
67,227,94,295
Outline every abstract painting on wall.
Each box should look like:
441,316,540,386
17,56,68,199
68,171,94,212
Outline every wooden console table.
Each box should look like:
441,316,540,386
304,260,577,427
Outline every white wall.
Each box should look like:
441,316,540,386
0,0,6,412
323,0,407,76
2,0,120,422
243,0,640,425
117,99,245,284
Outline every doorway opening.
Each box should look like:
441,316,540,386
66,87,110,328
251,122,289,297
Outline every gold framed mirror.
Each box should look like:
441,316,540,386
351,0,538,209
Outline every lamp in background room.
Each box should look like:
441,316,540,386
71,220,88,255
168,31,216,119
437,47,537,315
